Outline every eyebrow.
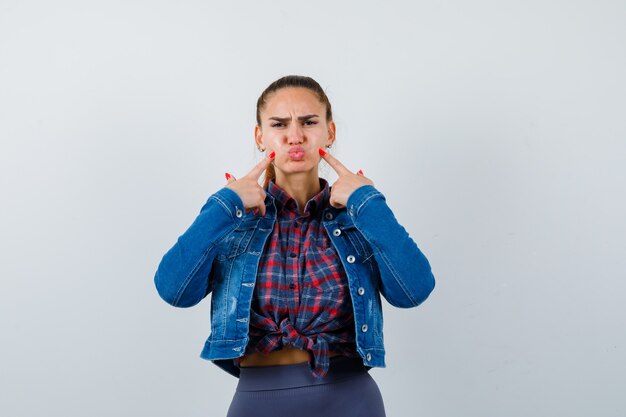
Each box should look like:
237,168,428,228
268,114,320,123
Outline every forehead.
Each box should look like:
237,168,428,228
262,87,324,116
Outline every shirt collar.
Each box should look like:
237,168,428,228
267,177,330,216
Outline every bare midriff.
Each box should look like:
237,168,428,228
238,346,341,367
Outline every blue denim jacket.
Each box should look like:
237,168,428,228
154,183,435,378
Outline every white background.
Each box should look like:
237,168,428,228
1,1,625,416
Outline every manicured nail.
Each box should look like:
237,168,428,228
357,169,363,175
269,151,276,159
318,148,326,156
225,172,231,180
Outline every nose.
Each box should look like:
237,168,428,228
286,123,304,144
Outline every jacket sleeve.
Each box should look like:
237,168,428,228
346,184,435,308
153,186,245,308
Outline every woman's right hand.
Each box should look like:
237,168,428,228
224,151,275,217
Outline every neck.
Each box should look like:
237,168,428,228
274,170,321,215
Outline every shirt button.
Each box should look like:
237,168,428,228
289,252,297,258
332,228,341,236
357,287,365,296
346,255,356,263
361,324,368,332
325,212,333,220
289,283,296,289
366,353,372,362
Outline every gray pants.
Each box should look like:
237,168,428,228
226,356,386,417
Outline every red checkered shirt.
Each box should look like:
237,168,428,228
235,177,358,378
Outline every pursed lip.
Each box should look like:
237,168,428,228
287,146,305,155
286,146,306,162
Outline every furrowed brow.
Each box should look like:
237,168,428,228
268,114,320,122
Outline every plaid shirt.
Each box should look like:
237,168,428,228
235,177,358,378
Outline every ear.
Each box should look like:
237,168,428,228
254,125,263,147
327,120,336,146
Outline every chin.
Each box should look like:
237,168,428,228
275,162,316,175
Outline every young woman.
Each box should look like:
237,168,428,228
154,75,435,416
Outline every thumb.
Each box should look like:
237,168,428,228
225,172,237,184
328,192,346,209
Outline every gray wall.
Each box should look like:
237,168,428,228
1,1,624,416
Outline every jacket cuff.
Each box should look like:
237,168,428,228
346,184,385,218
209,186,246,221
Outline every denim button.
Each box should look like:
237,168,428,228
349,205,354,216
325,212,333,220
235,208,243,218
358,287,365,296
347,255,356,263
366,353,372,361
333,228,341,236
361,324,368,332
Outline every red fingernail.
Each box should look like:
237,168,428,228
269,151,275,159
358,169,363,175
318,148,326,156
225,172,231,180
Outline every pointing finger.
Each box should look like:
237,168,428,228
318,148,351,177
246,151,276,180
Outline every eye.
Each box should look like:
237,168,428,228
270,122,285,128
304,120,318,126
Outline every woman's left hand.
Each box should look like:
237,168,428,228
319,148,374,209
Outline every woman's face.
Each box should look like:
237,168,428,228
255,87,335,176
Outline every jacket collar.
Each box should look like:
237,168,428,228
266,177,330,216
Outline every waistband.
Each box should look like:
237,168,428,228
236,356,368,392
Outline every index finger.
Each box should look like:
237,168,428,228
246,151,276,180
319,148,351,176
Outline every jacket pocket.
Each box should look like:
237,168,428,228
215,220,258,261
343,225,375,261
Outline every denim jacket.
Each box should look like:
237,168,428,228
154,183,435,378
